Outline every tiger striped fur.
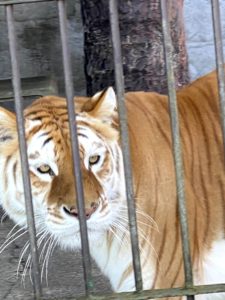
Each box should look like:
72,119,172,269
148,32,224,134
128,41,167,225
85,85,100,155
0,69,225,299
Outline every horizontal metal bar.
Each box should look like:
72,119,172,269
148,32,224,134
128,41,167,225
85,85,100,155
0,0,54,5
211,0,225,148
109,0,143,292
6,4,42,299
45,283,225,300
160,0,194,296
57,0,93,295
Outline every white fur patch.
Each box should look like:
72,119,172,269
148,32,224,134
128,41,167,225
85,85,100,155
25,119,41,133
195,239,225,300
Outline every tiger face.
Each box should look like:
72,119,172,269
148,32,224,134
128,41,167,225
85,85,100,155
0,88,125,250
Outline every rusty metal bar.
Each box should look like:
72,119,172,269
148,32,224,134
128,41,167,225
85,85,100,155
6,4,42,299
52,283,225,300
0,0,54,5
109,0,143,292
57,0,93,295
211,0,225,148
160,0,194,299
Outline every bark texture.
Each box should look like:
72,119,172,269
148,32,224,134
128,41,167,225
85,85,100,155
80,0,189,95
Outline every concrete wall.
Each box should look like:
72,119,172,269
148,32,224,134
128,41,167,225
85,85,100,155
184,0,225,81
0,0,85,96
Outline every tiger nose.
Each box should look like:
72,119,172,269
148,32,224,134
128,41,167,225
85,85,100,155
63,203,98,220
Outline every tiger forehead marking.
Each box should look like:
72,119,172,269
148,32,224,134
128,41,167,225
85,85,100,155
1,78,225,298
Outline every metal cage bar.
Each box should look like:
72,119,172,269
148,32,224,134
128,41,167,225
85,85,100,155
160,0,194,299
109,0,143,292
5,4,42,299
1,0,225,299
57,0,93,295
0,0,54,5
211,0,225,148
64,283,225,300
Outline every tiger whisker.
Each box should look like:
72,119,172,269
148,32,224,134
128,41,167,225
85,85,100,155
4,216,44,245
109,226,125,248
117,213,157,232
112,220,129,240
110,220,130,249
29,258,34,286
37,232,49,255
44,237,54,285
17,228,48,283
6,223,20,239
39,233,51,263
21,253,31,287
5,225,26,242
24,231,44,286
17,240,30,278
112,214,159,263
41,235,52,283
137,226,159,262
45,238,57,286
119,202,156,220
0,229,28,254
1,211,8,224
118,206,159,232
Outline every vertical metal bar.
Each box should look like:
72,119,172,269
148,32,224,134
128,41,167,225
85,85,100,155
0,0,55,5
109,0,143,292
57,0,93,295
6,4,42,299
160,1,194,299
211,0,225,148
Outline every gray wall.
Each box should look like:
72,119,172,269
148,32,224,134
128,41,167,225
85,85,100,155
0,0,85,96
184,0,225,81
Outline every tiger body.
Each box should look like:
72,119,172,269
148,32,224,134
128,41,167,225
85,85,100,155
0,69,225,299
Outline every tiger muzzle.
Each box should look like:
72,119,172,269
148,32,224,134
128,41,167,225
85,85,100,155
63,202,98,220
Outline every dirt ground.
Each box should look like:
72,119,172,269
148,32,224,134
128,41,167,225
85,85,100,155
0,207,111,300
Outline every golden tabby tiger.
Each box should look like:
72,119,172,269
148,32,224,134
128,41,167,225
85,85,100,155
0,69,225,299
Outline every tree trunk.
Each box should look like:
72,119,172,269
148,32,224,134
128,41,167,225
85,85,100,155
80,0,189,96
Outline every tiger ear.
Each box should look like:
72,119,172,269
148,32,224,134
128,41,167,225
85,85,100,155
85,87,117,124
0,107,17,148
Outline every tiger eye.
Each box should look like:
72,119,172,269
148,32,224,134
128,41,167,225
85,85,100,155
37,164,51,174
89,155,100,165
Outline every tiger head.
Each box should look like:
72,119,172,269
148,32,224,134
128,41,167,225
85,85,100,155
0,88,126,250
